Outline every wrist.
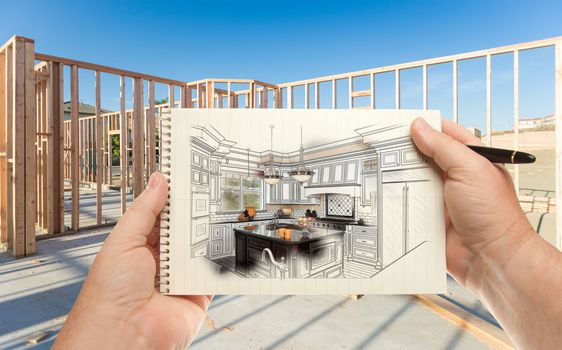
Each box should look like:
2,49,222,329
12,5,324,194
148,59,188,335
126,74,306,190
55,297,150,349
464,214,535,296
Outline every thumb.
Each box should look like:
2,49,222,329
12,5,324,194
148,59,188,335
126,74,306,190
410,118,483,173
106,172,168,248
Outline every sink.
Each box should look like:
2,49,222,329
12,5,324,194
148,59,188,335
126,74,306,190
265,223,302,231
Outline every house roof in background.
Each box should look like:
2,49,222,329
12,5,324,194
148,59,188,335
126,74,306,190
63,101,112,115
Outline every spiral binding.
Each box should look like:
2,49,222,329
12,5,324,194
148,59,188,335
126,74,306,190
157,113,172,293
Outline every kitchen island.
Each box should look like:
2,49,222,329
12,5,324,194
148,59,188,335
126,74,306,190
234,223,344,279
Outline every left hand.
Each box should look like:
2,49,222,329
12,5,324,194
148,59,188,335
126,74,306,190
54,172,211,349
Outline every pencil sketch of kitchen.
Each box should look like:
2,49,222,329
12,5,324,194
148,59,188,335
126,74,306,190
187,116,438,279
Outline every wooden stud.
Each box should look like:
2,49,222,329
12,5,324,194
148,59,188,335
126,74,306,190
168,84,175,108
288,86,293,109
395,69,400,109
148,80,156,175
332,79,337,109
370,73,375,109
304,84,309,109
422,65,428,110
227,82,231,108
314,82,320,109
486,54,492,146
95,71,102,225
0,48,6,244
70,65,79,231
348,77,352,109
5,43,13,251
132,77,144,198
24,40,37,254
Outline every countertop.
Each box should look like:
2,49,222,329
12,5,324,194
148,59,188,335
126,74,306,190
211,217,296,225
234,223,344,245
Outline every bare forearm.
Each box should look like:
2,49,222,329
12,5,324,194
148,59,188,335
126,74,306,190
466,226,562,349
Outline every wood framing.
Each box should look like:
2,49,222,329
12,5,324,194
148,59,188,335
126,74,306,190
1,34,561,257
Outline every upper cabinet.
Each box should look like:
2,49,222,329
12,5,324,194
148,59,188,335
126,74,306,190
321,164,331,184
332,163,343,183
309,165,321,185
343,160,358,183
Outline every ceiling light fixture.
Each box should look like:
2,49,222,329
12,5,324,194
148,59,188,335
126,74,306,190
289,125,314,183
262,125,282,185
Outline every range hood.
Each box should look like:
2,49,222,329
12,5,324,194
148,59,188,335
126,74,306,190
304,183,361,197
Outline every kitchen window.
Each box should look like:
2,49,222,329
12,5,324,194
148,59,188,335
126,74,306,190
220,173,264,211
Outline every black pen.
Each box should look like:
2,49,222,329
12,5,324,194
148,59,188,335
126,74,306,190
467,145,535,164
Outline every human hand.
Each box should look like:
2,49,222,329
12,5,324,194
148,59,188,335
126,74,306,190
54,172,211,349
410,118,534,286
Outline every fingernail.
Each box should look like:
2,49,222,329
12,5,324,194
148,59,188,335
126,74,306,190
147,172,160,189
414,118,433,134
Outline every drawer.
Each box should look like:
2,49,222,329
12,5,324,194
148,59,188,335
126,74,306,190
211,226,223,240
350,226,376,234
191,218,209,245
191,243,208,258
325,265,342,278
210,241,223,256
353,236,376,248
353,246,376,260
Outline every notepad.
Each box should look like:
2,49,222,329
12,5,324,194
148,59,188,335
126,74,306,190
159,109,446,295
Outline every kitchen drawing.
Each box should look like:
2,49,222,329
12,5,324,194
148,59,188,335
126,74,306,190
187,120,435,279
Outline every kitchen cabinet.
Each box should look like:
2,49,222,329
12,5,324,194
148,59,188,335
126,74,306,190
281,181,291,202
346,225,378,267
344,160,359,183
361,173,377,206
331,163,343,183
210,175,220,203
321,165,331,184
381,181,427,266
209,223,234,258
309,166,321,185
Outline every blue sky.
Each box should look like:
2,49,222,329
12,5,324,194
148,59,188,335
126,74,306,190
1,0,560,131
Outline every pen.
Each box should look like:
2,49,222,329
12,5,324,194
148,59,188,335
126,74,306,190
467,145,536,164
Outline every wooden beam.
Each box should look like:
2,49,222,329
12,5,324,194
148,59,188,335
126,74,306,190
395,69,400,109
148,80,156,175
350,90,371,98
34,52,186,86
47,62,64,234
4,43,13,250
132,77,144,198
314,82,319,109
227,82,231,108
422,65,428,110
120,77,127,214
348,77,352,109
12,40,26,256
304,83,309,109
70,65,79,231
288,85,293,109
168,84,175,108
0,48,6,244
276,36,562,88
95,71,102,225
371,73,375,109
332,79,337,109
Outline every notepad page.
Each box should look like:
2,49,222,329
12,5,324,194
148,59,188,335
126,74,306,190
162,109,446,295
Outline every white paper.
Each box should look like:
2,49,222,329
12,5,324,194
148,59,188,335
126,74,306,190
163,109,446,295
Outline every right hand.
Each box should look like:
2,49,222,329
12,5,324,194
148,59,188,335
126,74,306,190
410,118,534,285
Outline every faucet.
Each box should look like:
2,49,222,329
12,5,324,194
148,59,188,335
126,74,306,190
261,248,288,279
272,211,279,227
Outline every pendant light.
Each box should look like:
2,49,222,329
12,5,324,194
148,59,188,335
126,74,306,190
289,125,315,183
262,125,282,185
